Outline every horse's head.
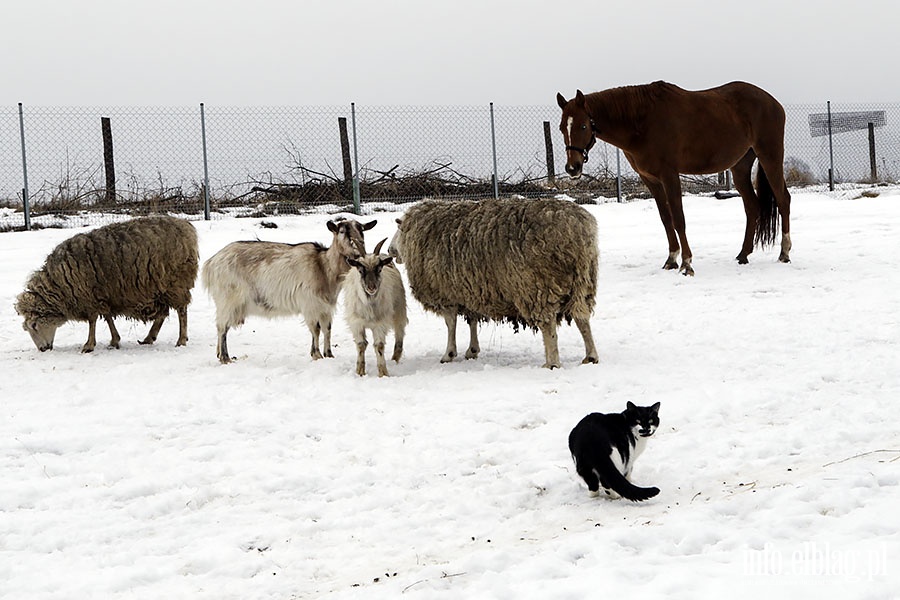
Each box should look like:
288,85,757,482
557,90,597,178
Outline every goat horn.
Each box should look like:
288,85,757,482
373,237,388,255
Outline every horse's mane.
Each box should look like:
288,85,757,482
588,81,676,125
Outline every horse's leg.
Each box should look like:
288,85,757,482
659,173,692,276
731,149,759,264
755,152,792,263
641,175,680,270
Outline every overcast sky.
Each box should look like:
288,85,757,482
4,0,898,106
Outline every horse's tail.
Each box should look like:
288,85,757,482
754,163,779,248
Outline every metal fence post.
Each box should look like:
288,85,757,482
350,103,361,215
489,103,499,199
616,147,622,202
200,103,211,220
18,103,31,230
827,101,835,191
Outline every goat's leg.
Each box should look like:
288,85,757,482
391,317,406,363
374,329,389,377
441,309,458,363
104,315,121,349
321,317,334,358
139,314,166,345
308,320,323,360
175,306,189,346
353,328,368,376
464,318,480,359
82,316,98,353
217,325,232,364
539,321,561,369
575,316,599,364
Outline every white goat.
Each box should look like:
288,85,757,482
202,218,376,364
342,238,408,377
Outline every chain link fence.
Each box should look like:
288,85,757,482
2,101,898,230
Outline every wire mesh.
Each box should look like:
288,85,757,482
1,101,898,230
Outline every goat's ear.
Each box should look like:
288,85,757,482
379,256,394,268
346,256,361,268
327,220,338,233
395,218,403,227
557,92,568,110
362,220,377,231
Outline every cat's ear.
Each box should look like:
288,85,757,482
650,402,660,414
626,401,637,411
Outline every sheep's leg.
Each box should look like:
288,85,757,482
464,318,480,360
575,316,599,364
139,315,166,345
175,306,189,347
217,325,232,364
82,317,98,353
104,315,121,349
308,321,323,360
441,310,458,363
354,329,368,376
539,321,561,369
322,318,334,358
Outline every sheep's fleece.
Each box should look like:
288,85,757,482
390,197,599,367
15,216,199,352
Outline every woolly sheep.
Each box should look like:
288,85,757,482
342,238,408,377
202,217,376,364
388,198,599,369
15,216,199,353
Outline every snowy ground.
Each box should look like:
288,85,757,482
1,187,898,599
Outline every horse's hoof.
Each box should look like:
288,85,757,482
736,255,749,265
778,254,791,263
662,261,679,270
681,266,695,277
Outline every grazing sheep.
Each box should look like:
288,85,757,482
388,198,599,369
202,217,376,364
15,216,199,353
342,238,408,377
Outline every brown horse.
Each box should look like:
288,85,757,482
557,81,791,275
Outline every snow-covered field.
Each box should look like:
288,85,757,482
1,187,897,599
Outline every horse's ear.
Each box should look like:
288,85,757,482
575,89,586,108
556,92,567,109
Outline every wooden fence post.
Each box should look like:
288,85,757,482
868,122,877,181
101,117,116,204
543,121,555,184
338,117,353,200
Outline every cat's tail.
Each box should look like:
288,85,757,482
595,456,660,502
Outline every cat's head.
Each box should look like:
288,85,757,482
625,401,660,438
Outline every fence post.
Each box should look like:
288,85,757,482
542,121,555,185
350,103,361,215
338,117,353,203
489,103,499,199
827,101,834,191
18,103,31,230
101,117,116,204
200,103,211,220
868,122,877,181
616,147,622,202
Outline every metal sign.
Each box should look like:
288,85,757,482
808,110,886,137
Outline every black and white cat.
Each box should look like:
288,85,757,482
568,401,661,502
